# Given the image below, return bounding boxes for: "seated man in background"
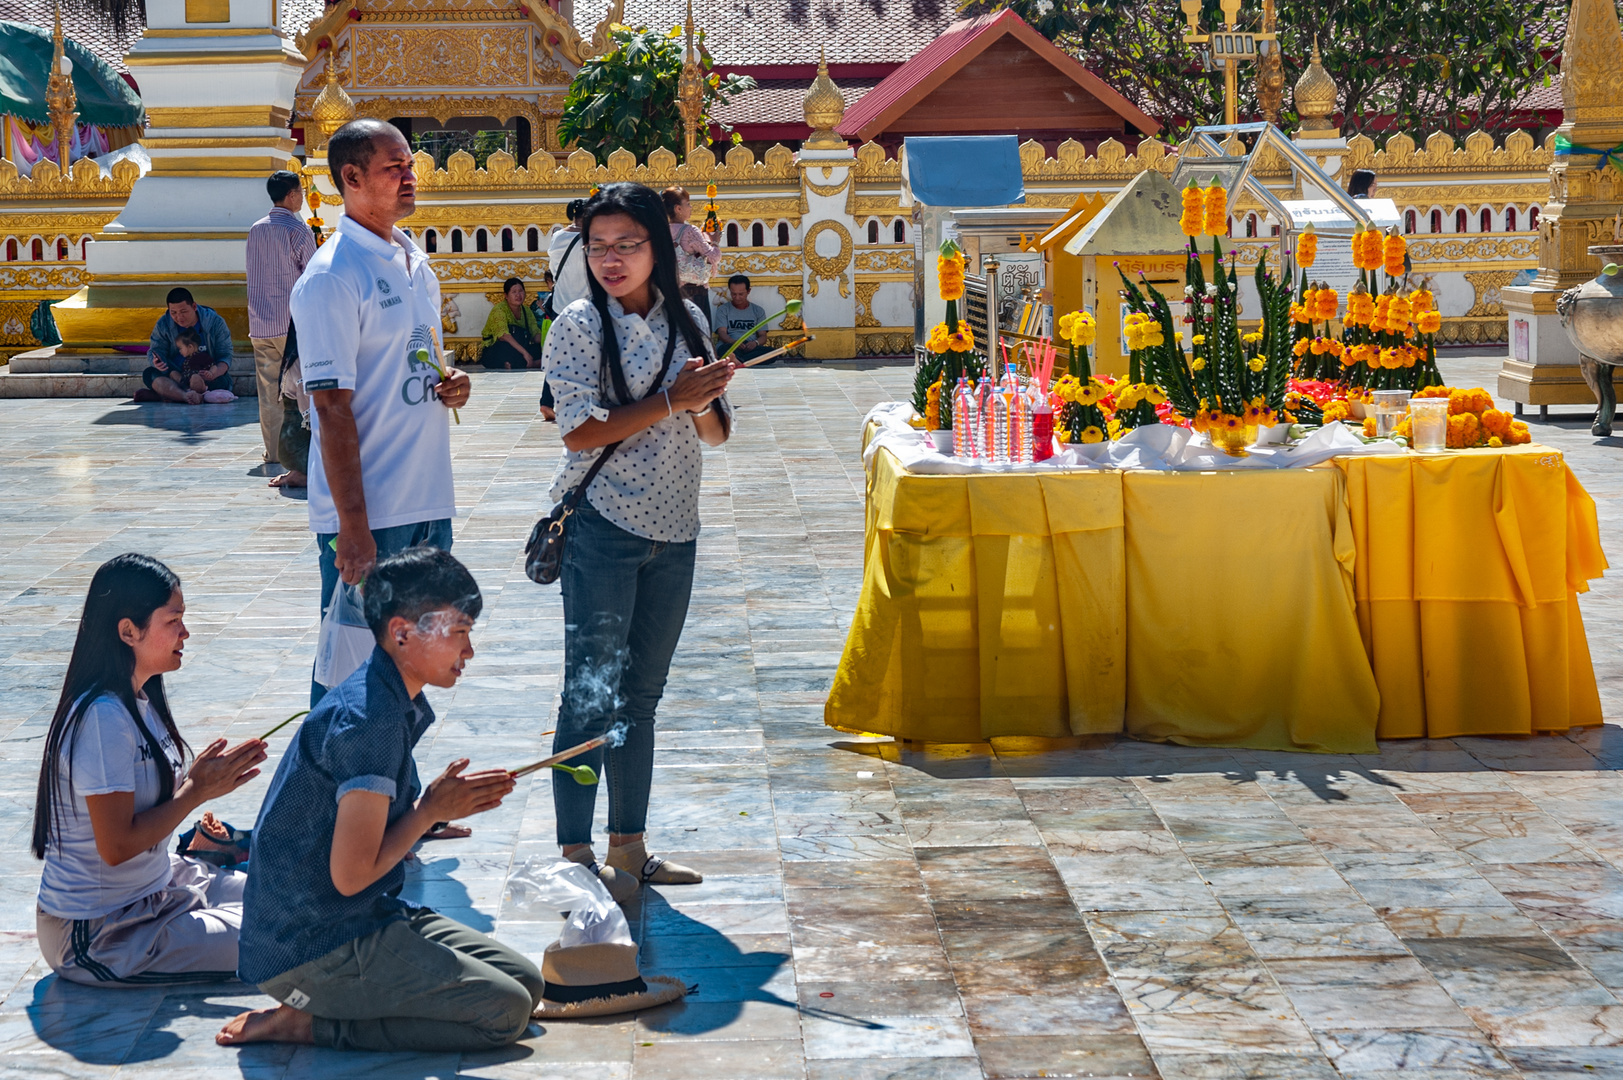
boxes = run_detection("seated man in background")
[141,288,235,404]
[712,274,770,363]
[218,547,540,1053]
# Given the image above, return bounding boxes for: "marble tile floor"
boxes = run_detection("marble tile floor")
[0,354,1616,1079]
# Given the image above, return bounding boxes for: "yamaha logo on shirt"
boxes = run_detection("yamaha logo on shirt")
[377,278,392,295]
[378,277,402,309]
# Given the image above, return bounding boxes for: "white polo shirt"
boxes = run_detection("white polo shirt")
[290,214,455,534]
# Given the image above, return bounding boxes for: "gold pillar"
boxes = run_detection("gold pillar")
[1255,0,1284,126]
[45,0,78,170]
[1499,0,1623,408]
[676,0,705,159]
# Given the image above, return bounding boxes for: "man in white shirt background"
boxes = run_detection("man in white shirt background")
[288,118,471,706]
[246,171,316,485]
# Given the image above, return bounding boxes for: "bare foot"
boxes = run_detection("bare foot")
[216,1004,314,1046]
[539,405,556,422]
[424,821,472,840]
[269,471,307,489]
[185,390,203,405]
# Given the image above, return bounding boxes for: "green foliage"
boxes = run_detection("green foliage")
[558,27,757,161]
[962,0,1560,142]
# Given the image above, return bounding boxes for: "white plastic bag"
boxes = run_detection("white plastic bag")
[313,581,373,689]
[505,857,633,948]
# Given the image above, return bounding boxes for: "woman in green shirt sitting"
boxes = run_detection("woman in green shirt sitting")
[480,278,545,370]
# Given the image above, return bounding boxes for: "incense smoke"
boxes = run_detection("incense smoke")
[413,599,479,640]
[562,614,628,718]
[603,721,628,749]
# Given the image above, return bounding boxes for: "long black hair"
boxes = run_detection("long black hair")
[32,554,190,860]
[578,182,711,404]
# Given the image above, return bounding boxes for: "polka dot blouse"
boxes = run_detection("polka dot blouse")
[543,290,732,543]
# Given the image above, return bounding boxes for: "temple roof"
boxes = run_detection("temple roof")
[0,18,145,126]
[837,10,1158,141]
[709,76,881,127]
[574,0,959,67]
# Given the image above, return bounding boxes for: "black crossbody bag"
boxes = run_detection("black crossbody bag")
[524,322,678,584]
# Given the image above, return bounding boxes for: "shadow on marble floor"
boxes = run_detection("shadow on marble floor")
[89,401,260,438]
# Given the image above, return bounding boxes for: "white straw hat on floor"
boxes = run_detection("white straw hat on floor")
[532,940,687,1019]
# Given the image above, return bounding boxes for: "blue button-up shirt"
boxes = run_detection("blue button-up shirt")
[237,647,433,985]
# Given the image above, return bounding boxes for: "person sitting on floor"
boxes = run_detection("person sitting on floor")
[174,329,233,400]
[479,277,545,370]
[218,547,541,1053]
[31,553,268,986]
[712,274,771,364]
[142,288,235,404]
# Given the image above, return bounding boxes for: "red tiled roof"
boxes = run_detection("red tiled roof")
[576,0,959,67]
[836,9,1158,141]
[0,0,143,74]
[709,76,880,127]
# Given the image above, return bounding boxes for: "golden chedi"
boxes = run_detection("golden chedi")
[1293,39,1339,139]
[802,50,846,151]
[309,52,356,154]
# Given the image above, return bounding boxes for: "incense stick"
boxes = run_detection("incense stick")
[509,732,616,779]
[739,336,813,368]
[259,710,309,741]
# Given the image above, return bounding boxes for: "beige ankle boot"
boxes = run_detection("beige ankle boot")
[607,838,703,885]
[564,845,639,903]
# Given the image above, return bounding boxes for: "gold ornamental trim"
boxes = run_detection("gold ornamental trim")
[0,211,120,232]
[802,220,852,299]
[429,255,553,284]
[126,49,300,65]
[144,27,276,36]
[1380,182,1548,207]
[854,248,912,274]
[1463,269,1519,317]
[854,281,880,327]
[92,271,248,282]
[1343,130,1551,177]
[1405,235,1539,265]
[147,106,294,128]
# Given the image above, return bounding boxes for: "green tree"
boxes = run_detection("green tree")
[966,0,1563,142]
[559,27,756,161]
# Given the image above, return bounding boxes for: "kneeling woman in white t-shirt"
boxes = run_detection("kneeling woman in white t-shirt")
[32,553,267,985]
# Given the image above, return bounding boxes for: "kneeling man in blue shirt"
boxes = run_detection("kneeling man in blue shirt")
[218,547,540,1051]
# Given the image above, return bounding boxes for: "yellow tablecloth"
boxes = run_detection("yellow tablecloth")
[826,443,1607,753]
[1339,447,1607,738]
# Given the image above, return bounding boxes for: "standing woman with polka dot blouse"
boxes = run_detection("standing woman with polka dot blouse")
[541,182,734,898]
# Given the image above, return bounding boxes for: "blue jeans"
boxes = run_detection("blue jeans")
[553,502,695,846]
[312,518,454,707]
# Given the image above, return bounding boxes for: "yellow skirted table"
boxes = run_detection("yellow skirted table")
[825,443,1607,753]
[1338,446,1607,739]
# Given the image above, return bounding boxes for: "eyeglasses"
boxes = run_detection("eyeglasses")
[585,239,650,260]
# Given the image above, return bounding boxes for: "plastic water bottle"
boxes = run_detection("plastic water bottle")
[1006,364,1032,464]
[952,378,976,458]
[991,381,1011,464]
[976,377,995,459]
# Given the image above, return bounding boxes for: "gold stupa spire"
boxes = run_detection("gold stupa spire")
[1292,38,1338,139]
[45,0,78,170]
[802,49,846,151]
[309,49,356,154]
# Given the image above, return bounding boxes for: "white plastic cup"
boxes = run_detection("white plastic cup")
[1372,389,1412,438]
[1410,398,1448,453]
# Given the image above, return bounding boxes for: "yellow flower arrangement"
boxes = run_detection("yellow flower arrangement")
[706,182,717,198]
[1191,356,1207,371]
[1106,417,1124,440]
[1322,399,1352,423]
[1292,302,1313,324]
[925,379,942,429]
[1345,285,1374,325]
[1382,228,1407,278]
[1295,223,1318,269]
[1363,416,1378,437]
[1292,339,1311,357]
[1248,356,1266,372]
[1203,179,1228,237]
[1352,225,1384,271]
[1080,425,1105,444]
[1313,286,1339,322]
[1409,288,1434,314]
[1417,309,1442,334]
[1122,311,1163,351]
[1243,331,1263,345]
[1179,181,1204,237]
[937,252,966,302]
[1058,309,1097,347]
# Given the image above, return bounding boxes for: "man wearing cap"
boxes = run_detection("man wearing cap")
[247,170,317,484]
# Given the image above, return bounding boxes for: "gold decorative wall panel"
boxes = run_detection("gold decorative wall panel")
[351,26,530,88]
[1464,270,1520,317]
[803,221,852,299]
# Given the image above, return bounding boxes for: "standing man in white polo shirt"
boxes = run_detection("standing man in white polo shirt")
[290,118,471,706]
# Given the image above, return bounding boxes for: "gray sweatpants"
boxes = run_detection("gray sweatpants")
[37,854,244,986]
[259,908,543,1052]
